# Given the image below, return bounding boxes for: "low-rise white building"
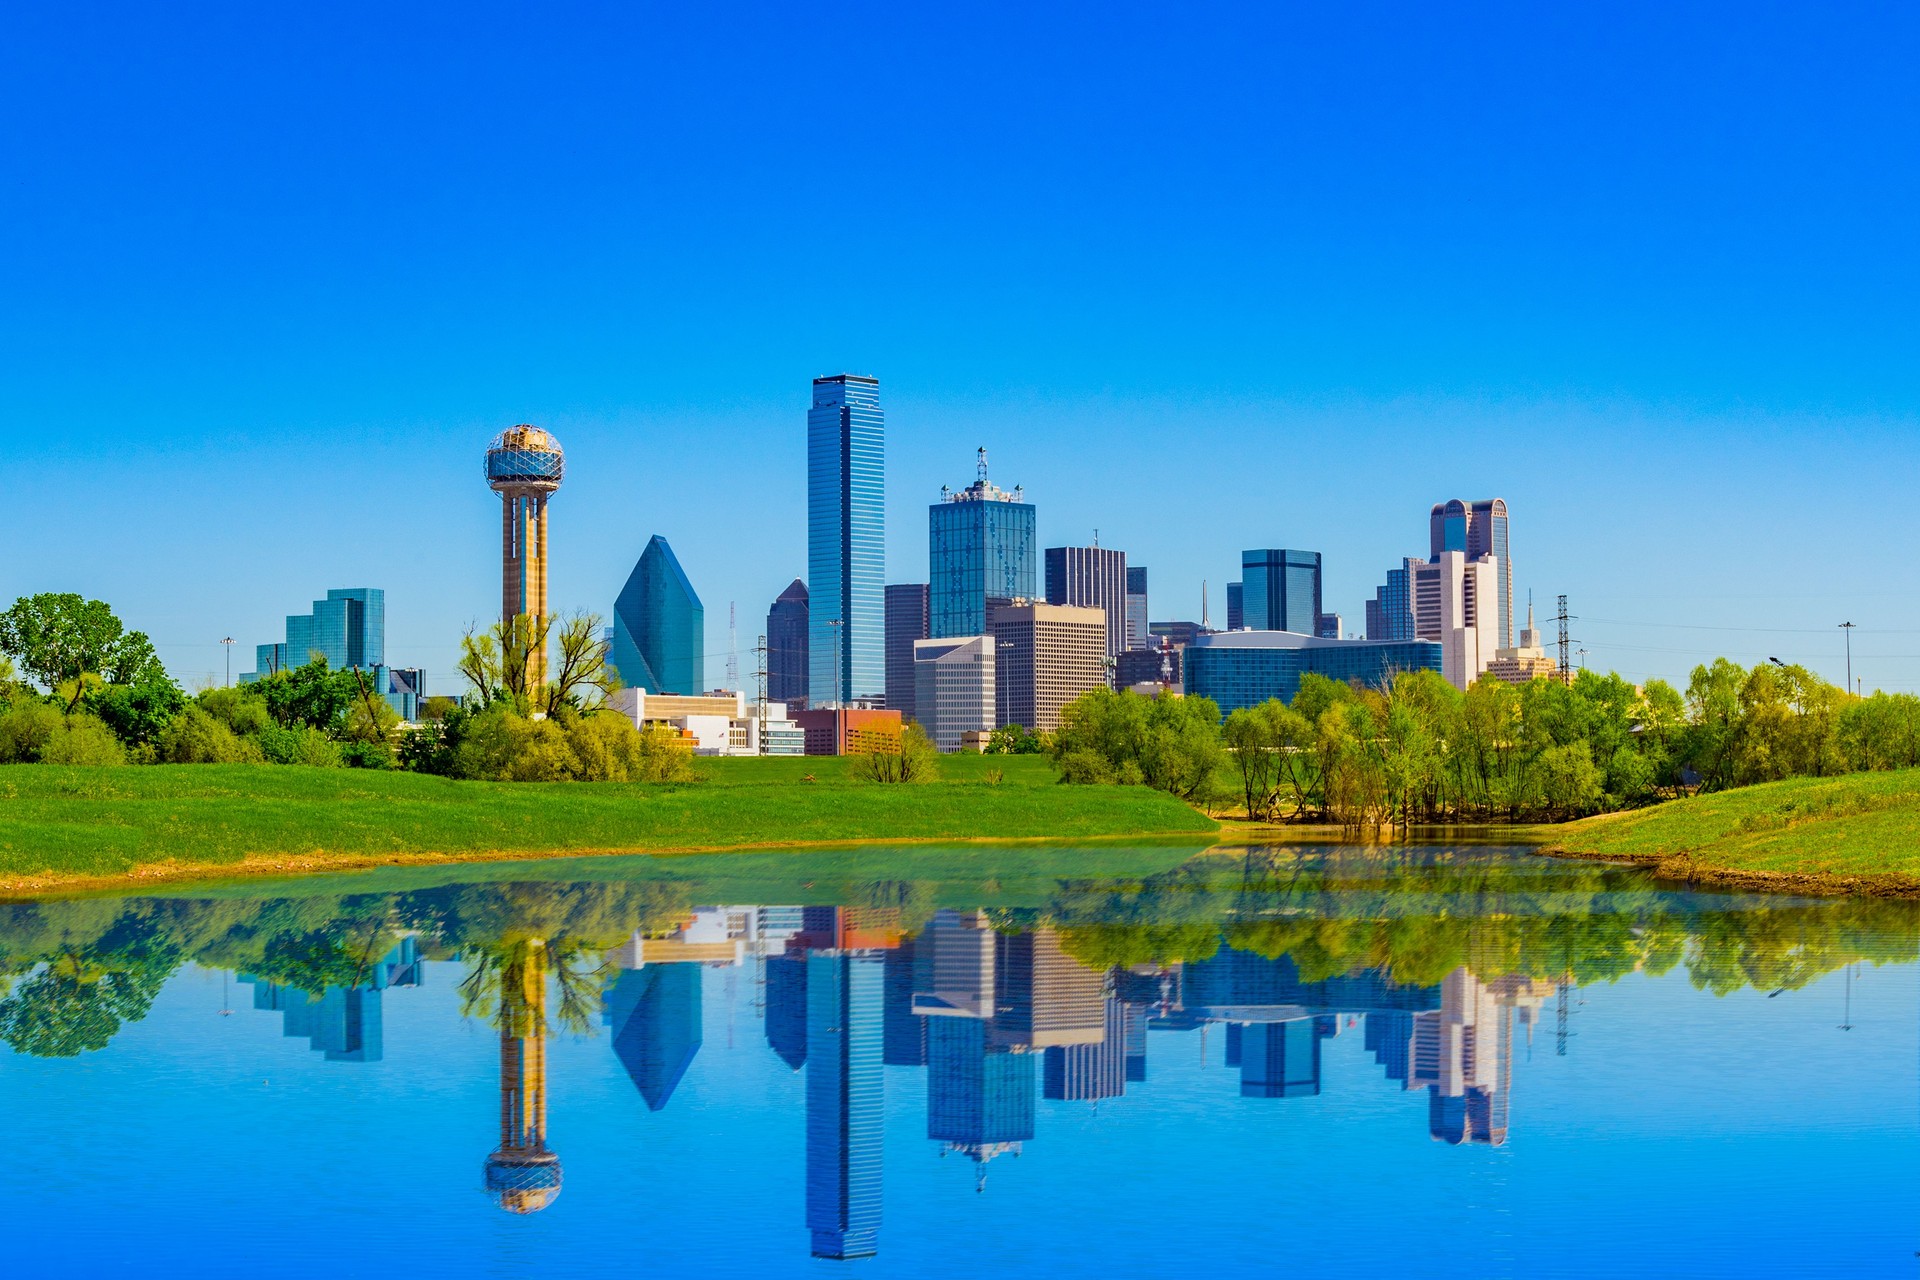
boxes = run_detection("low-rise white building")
[609,688,804,756]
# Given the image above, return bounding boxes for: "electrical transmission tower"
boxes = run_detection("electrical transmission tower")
[754,633,769,754]
[1553,593,1575,684]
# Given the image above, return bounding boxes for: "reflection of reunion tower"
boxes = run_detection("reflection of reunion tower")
[486,426,566,687]
[485,940,562,1213]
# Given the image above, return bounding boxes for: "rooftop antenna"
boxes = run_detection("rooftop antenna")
[1093,528,1099,549]
[977,446,988,486]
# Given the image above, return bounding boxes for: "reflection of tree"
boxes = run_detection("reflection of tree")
[0,941,179,1058]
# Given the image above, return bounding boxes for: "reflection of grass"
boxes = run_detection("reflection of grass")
[0,761,1216,889]
[1549,768,1920,887]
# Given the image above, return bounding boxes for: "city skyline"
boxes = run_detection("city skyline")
[9,7,1920,697]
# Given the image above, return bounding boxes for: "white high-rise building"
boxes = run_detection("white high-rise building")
[1412,551,1500,689]
[912,635,996,752]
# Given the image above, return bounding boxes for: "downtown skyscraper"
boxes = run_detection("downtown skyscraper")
[930,448,1035,639]
[808,375,885,705]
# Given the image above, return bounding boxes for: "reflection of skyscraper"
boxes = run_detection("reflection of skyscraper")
[1043,995,1126,1101]
[1238,1019,1321,1099]
[805,951,885,1260]
[606,963,703,1111]
[993,929,1106,1049]
[766,953,808,1071]
[1405,967,1549,1146]
[239,938,421,1063]
[927,1017,1035,1168]
[882,938,927,1067]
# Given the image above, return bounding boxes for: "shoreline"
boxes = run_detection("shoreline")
[0,826,1221,901]
[1534,841,1920,900]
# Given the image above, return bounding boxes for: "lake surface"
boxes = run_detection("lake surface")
[1,843,1914,1278]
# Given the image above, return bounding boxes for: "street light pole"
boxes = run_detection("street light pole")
[221,636,236,688]
[1839,621,1855,694]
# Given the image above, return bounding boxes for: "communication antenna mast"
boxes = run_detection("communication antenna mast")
[1201,580,1209,630]
[727,602,739,692]
[977,446,988,485]
[1554,594,1575,684]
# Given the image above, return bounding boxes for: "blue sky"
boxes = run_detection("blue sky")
[5,3,1918,694]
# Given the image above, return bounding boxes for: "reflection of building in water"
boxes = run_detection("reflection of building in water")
[485,940,563,1214]
[604,963,702,1112]
[806,949,886,1260]
[882,937,927,1067]
[992,928,1106,1049]
[1043,996,1127,1101]
[766,952,809,1070]
[1237,1019,1323,1099]
[1406,968,1551,1146]
[928,1016,1035,1170]
[239,937,422,1063]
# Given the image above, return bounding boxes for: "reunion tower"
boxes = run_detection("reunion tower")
[485,426,565,686]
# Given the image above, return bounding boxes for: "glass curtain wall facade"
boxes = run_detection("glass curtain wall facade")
[1124,566,1149,651]
[1044,545,1128,665]
[767,579,810,705]
[808,375,885,706]
[930,481,1035,639]
[1184,631,1443,713]
[1365,560,1420,641]
[612,535,705,695]
[1430,498,1511,647]
[1226,582,1244,632]
[1239,550,1322,635]
[252,588,384,676]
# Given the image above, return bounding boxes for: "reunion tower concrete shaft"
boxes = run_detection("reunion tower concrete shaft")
[485,426,565,687]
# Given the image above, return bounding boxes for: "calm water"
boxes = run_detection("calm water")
[1,843,1915,1278]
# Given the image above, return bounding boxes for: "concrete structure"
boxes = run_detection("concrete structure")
[1124,566,1149,651]
[610,687,800,755]
[1183,630,1444,712]
[912,636,995,752]
[1240,549,1322,635]
[1430,498,1512,647]
[767,579,809,707]
[930,448,1035,639]
[1485,597,1559,685]
[988,600,1107,732]
[884,583,930,721]
[808,375,885,707]
[1412,550,1501,688]
[612,535,704,695]
[792,706,904,756]
[1045,545,1129,666]
[486,425,565,687]
[1115,641,1180,691]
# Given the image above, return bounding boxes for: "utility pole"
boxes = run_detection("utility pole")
[221,636,236,687]
[1839,621,1855,694]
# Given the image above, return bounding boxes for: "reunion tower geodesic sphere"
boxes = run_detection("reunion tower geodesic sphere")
[486,426,565,685]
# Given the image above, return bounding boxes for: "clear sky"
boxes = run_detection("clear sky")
[6,3,1917,695]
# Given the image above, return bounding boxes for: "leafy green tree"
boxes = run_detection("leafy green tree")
[860,721,940,783]
[37,714,126,765]
[984,723,1044,754]
[251,657,355,733]
[1539,742,1603,817]
[157,706,264,763]
[85,677,186,751]
[0,594,168,696]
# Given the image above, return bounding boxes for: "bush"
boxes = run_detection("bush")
[157,706,264,764]
[198,686,273,738]
[38,714,127,765]
[258,725,343,768]
[0,701,63,762]
[441,706,694,782]
[858,722,939,783]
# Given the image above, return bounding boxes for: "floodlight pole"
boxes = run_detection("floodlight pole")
[1839,621,1855,694]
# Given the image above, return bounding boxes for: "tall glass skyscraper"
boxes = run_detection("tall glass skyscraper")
[611,535,705,694]
[1430,498,1511,647]
[929,448,1035,638]
[1239,549,1322,635]
[808,375,885,705]
[767,578,809,705]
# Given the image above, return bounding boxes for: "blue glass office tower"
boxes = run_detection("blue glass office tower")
[1185,631,1444,712]
[929,450,1035,639]
[805,951,884,1260]
[612,535,705,694]
[808,375,886,705]
[1239,550,1321,635]
[1430,498,1511,646]
[253,588,385,676]
[1365,558,1421,641]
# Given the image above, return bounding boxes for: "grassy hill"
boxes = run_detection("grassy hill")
[0,755,1217,893]
[1546,767,1920,895]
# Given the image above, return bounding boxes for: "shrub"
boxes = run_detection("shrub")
[0,701,63,762]
[258,726,343,768]
[38,714,127,765]
[858,722,939,783]
[157,706,263,764]
[198,686,273,737]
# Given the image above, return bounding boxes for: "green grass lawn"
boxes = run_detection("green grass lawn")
[1549,767,1920,882]
[0,757,1216,886]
